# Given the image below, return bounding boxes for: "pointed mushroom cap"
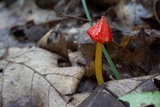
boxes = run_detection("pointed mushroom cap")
[87,16,112,44]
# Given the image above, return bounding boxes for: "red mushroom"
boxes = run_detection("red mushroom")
[87,16,112,44]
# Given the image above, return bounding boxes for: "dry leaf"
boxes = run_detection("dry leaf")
[105,74,160,96]
[106,28,160,77]
[38,30,69,60]
[0,47,85,107]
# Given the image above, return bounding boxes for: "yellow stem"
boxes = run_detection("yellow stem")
[95,42,104,85]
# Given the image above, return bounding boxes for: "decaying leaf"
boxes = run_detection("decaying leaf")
[106,27,160,77]
[130,28,157,73]
[38,29,69,60]
[0,47,85,107]
[106,41,135,78]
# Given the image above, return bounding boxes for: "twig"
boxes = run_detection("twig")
[58,12,95,22]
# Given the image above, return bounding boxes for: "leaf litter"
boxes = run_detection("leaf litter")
[0,0,160,107]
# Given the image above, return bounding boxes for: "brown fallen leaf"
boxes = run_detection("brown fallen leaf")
[131,28,154,73]
[79,44,96,61]
[38,29,69,60]
[106,41,135,78]
[106,27,160,77]
[127,28,158,74]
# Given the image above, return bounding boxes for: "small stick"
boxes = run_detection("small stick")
[58,12,95,22]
